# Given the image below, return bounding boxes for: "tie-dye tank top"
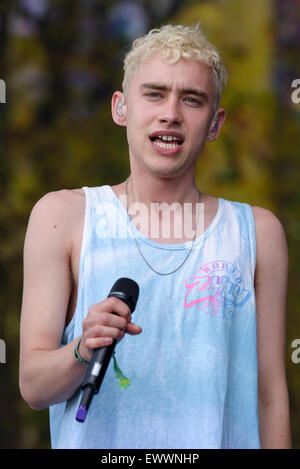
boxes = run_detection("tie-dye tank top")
[49,185,260,449]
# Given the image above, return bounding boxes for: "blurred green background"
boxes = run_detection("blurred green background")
[0,0,299,449]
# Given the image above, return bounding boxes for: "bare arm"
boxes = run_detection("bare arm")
[19,190,141,410]
[253,206,292,449]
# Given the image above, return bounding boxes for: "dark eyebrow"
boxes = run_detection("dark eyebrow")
[140,83,209,101]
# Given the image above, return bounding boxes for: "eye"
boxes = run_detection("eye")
[145,92,162,99]
[184,96,202,106]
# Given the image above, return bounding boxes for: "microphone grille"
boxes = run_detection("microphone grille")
[108,278,139,312]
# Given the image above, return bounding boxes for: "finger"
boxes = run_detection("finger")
[125,323,143,335]
[85,336,113,351]
[99,312,128,330]
[90,324,125,341]
[78,335,113,361]
[101,297,132,321]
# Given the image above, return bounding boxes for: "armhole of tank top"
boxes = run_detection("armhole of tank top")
[62,186,92,341]
[248,204,257,282]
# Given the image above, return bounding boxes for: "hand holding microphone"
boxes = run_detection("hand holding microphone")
[77,299,141,363]
[75,278,141,422]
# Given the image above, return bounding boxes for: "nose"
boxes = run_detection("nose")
[158,97,182,125]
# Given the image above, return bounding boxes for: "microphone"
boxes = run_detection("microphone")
[75,278,139,422]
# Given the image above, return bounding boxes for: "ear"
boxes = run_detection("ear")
[206,108,226,142]
[111,91,127,127]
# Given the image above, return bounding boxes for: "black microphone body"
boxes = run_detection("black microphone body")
[75,278,139,422]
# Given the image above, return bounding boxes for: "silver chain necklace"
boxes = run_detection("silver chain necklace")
[125,178,202,276]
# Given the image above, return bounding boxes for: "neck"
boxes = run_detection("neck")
[126,172,201,206]
[124,174,203,245]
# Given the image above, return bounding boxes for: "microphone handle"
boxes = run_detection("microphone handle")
[81,339,118,394]
[75,277,139,422]
[75,340,117,422]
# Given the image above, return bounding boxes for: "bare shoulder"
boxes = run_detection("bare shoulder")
[26,188,85,253]
[31,188,84,215]
[251,205,288,274]
[30,188,85,224]
[251,205,287,242]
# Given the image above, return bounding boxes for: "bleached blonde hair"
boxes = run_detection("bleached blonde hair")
[122,23,228,107]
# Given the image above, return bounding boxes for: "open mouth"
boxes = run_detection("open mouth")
[149,133,184,151]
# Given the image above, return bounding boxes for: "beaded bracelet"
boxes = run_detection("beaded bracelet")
[74,336,89,366]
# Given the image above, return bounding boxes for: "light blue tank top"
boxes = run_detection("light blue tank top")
[50,185,260,449]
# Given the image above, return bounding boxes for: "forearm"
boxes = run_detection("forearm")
[19,337,87,410]
[259,396,292,449]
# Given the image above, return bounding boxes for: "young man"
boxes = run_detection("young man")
[19,24,291,449]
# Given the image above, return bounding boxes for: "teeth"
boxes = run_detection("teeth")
[153,140,178,149]
[159,135,180,142]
